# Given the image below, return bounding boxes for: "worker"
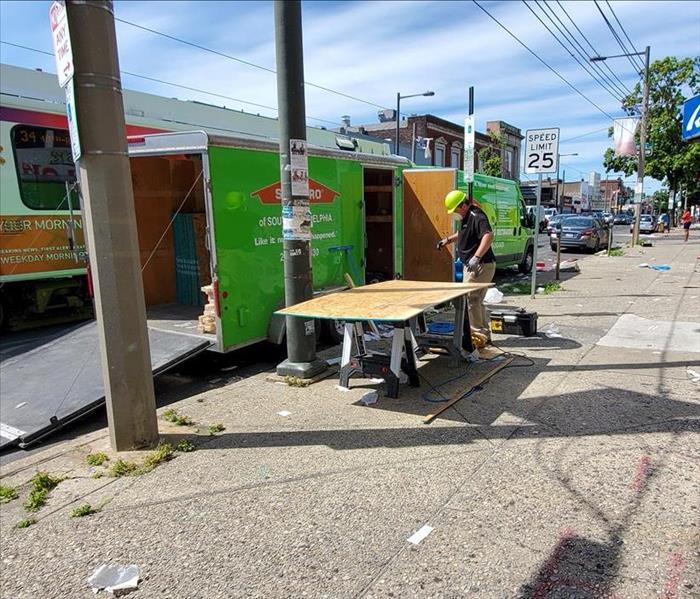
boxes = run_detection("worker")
[437,190,496,341]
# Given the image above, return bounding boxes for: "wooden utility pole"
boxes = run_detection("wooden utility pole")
[65,0,159,450]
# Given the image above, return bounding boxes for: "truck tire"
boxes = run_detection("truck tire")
[519,246,534,274]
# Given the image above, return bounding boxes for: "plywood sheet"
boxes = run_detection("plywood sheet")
[403,169,458,282]
[276,279,491,322]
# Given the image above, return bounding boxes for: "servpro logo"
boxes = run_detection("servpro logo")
[251,179,340,204]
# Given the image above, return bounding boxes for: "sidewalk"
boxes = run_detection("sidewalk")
[1,232,698,598]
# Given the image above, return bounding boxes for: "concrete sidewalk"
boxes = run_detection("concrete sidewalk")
[1,233,698,598]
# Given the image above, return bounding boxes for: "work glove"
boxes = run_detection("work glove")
[436,238,448,250]
[466,255,482,274]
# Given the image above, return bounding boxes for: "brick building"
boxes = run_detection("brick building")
[343,113,523,181]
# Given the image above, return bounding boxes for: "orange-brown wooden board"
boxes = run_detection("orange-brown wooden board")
[403,169,457,282]
[277,279,492,322]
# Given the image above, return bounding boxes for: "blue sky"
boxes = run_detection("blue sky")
[1,0,698,192]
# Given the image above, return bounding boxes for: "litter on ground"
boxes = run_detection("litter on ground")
[360,391,378,406]
[335,385,350,392]
[87,564,140,594]
[542,324,562,338]
[407,524,434,545]
[277,410,292,417]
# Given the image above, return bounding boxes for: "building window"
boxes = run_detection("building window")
[11,125,77,210]
[450,148,460,168]
[505,148,513,177]
[434,138,446,167]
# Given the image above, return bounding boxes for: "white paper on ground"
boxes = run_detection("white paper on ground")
[360,391,378,406]
[687,368,700,383]
[542,324,562,338]
[87,564,140,593]
[277,410,292,417]
[407,524,434,545]
[597,314,700,353]
[335,385,350,392]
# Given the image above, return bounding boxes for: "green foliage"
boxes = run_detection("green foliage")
[142,443,174,471]
[86,452,108,467]
[16,517,36,529]
[24,488,49,512]
[30,471,62,492]
[208,423,226,435]
[542,281,562,295]
[176,439,196,453]
[603,56,700,196]
[109,459,139,478]
[71,503,98,518]
[0,484,18,503]
[284,375,310,388]
[23,471,64,511]
[608,247,625,257]
[163,409,194,426]
[478,131,505,177]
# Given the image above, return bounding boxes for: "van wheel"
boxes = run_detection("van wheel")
[519,246,534,274]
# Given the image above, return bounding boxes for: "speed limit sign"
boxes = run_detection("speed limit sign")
[524,127,560,174]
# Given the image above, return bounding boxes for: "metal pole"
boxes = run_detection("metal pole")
[395,92,401,156]
[561,169,565,212]
[530,173,542,298]
[66,0,158,451]
[411,122,416,163]
[632,45,650,246]
[556,155,561,212]
[468,87,474,204]
[555,227,561,280]
[274,0,325,378]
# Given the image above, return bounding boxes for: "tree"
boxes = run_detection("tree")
[603,56,700,203]
[478,131,504,177]
[651,188,669,213]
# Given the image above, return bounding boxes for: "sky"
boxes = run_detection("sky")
[1,0,698,193]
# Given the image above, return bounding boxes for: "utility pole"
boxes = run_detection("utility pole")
[274,0,325,378]
[65,0,158,450]
[411,122,417,163]
[632,46,651,246]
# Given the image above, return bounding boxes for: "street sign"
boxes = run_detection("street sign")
[524,127,560,174]
[49,1,74,88]
[682,94,700,142]
[65,80,81,162]
[464,115,475,183]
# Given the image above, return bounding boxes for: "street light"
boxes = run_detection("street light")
[395,91,435,155]
[590,46,650,246]
[556,152,578,212]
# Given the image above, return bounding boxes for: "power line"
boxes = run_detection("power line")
[561,126,610,143]
[605,0,644,70]
[540,0,631,99]
[593,1,643,73]
[554,0,633,96]
[0,41,343,128]
[523,0,625,103]
[114,17,388,111]
[472,0,617,121]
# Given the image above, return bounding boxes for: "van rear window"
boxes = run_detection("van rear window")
[11,125,77,210]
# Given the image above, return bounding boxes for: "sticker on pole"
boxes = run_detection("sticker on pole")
[464,115,475,183]
[524,128,559,174]
[49,1,74,88]
[290,139,309,197]
[282,202,311,241]
[65,79,81,162]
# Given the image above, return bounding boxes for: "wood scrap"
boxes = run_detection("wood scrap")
[198,284,217,334]
[423,357,514,424]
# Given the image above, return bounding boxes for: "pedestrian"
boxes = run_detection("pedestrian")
[681,209,692,242]
[660,211,670,234]
[437,190,496,342]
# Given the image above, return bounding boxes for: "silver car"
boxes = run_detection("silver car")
[631,214,656,234]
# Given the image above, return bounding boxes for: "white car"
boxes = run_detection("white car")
[544,207,558,224]
[631,215,656,234]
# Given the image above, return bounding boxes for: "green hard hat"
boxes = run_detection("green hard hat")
[444,190,466,213]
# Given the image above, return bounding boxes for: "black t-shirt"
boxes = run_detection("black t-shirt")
[457,207,496,263]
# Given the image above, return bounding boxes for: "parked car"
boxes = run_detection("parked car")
[551,215,609,252]
[602,212,614,225]
[613,213,628,224]
[631,214,656,235]
[546,213,565,235]
[544,207,558,224]
[526,204,547,232]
